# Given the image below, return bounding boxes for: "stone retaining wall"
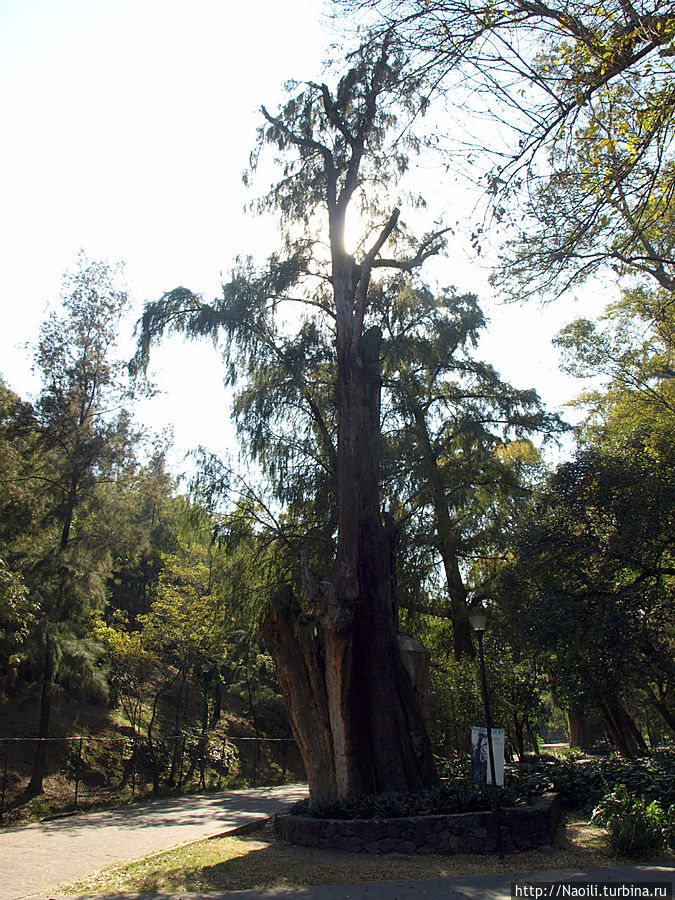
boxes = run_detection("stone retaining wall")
[274,792,560,854]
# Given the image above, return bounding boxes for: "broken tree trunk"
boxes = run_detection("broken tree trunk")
[264,325,437,807]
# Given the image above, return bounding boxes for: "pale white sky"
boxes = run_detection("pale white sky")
[0,0,606,469]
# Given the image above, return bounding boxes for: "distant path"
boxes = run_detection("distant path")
[0,783,307,900]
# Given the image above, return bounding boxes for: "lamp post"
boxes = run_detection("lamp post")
[469,608,504,858]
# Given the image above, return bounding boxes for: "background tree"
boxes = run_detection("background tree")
[0,381,42,697]
[550,283,675,747]
[498,448,675,756]
[138,541,232,732]
[18,255,138,793]
[378,278,564,656]
[555,283,675,460]
[94,612,155,736]
[0,556,35,700]
[220,272,561,662]
[106,443,183,623]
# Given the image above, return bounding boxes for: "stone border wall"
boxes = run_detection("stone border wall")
[274,792,560,854]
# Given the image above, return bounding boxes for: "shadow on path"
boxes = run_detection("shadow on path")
[0,783,308,900]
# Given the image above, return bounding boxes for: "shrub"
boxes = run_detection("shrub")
[592,787,666,858]
[435,756,470,781]
[664,804,675,852]
[306,777,543,820]
[515,755,606,809]
[510,751,675,811]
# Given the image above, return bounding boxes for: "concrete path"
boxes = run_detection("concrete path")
[0,783,308,900]
[52,864,675,900]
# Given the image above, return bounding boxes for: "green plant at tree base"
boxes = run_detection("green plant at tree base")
[301,776,544,821]
[592,786,668,858]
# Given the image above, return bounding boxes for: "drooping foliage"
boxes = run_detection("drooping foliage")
[377,278,565,655]
[131,37,478,803]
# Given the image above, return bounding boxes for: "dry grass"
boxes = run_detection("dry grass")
[59,815,675,896]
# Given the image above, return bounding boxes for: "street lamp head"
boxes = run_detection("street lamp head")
[469,609,488,633]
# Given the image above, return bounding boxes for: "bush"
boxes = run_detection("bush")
[663,804,675,852]
[435,756,471,781]
[599,755,675,809]
[592,787,667,858]
[306,777,543,820]
[510,751,675,811]
[514,755,606,809]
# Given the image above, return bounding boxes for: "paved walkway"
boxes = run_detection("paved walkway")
[53,865,675,900]
[0,784,308,900]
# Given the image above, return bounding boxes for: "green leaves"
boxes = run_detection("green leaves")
[0,555,37,696]
[346,0,675,298]
[555,284,675,459]
[592,786,670,857]
[308,776,538,820]
[501,447,675,727]
[138,540,231,674]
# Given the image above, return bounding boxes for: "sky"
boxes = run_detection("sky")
[0,0,609,470]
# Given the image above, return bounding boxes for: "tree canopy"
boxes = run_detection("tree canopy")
[338,0,675,299]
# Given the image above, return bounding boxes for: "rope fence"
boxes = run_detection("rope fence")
[0,732,303,825]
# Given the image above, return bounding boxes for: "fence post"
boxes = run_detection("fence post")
[178,733,185,789]
[0,741,7,824]
[281,739,288,780]
[131,738,136,799]
[253,738,260,784]
[73,736,83,809]
[221,737,227,786]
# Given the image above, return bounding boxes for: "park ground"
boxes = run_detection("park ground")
[58,808,675,896]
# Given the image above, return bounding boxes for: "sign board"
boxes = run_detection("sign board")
[470,725,504,786]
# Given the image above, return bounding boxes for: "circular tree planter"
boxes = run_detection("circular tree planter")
[275,792,560,854]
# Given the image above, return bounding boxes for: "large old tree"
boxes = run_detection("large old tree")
[133,40,453,804]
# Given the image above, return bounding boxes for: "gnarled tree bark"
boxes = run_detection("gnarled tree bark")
[264,325,437,805]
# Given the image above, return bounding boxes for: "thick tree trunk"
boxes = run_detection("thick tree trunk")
[263,599,337,807]
[265,323,437,806]
[600,698,648,758]
[568,705,591,750]
[265,587,437,805]
[333,323,436,800]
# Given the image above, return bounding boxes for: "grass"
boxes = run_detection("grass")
[60,815,675,895]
